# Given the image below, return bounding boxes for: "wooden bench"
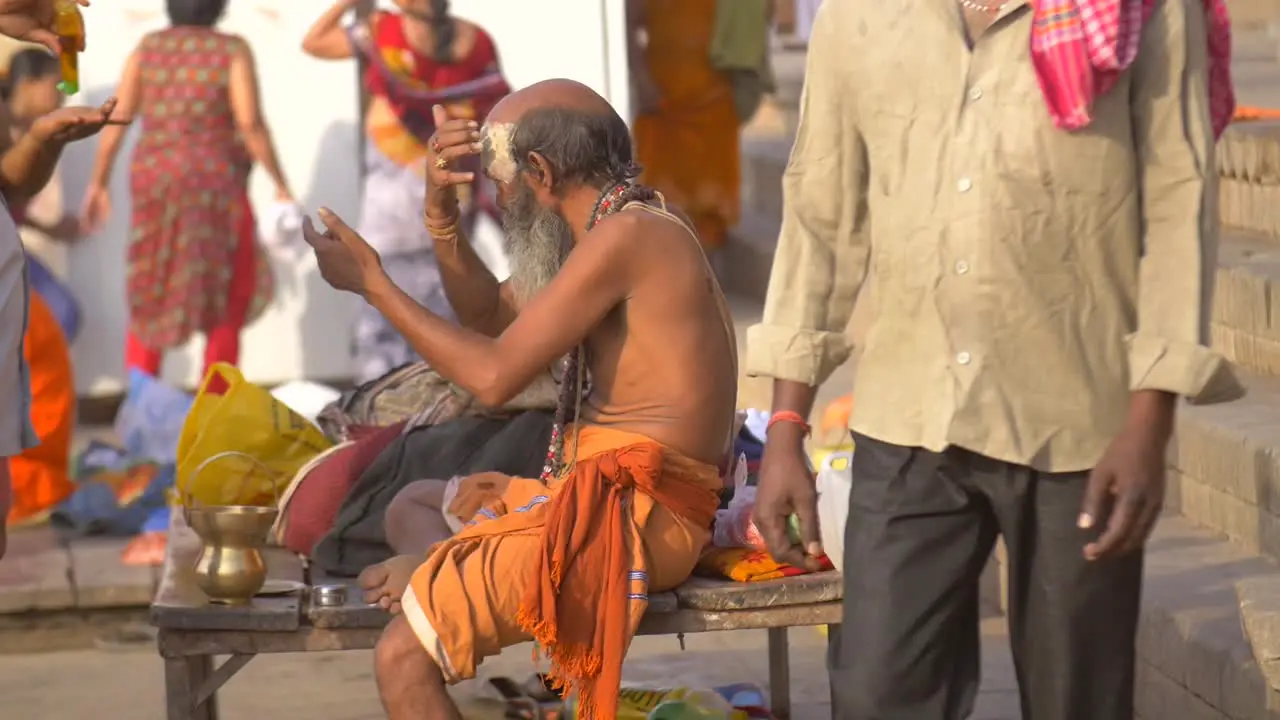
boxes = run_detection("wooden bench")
[151,510,842,720]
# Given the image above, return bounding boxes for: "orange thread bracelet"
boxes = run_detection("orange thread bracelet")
[766,410,811,435]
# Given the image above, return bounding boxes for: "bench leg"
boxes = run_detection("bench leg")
[827,623,842,716]
[165,655,218,720]
[767,627,791,719]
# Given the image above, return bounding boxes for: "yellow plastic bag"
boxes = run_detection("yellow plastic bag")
[176,363,333,507]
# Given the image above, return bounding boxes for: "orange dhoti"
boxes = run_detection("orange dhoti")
[400,425,721,719]
[8,291,74,525]
[632,0,741,252]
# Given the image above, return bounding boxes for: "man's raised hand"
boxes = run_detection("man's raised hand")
[302,207,386,300]
[424,104,481,222]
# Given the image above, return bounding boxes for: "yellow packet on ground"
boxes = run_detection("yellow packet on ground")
[566,686,745,719]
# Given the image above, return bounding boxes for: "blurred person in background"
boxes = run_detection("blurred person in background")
[79,0,293,385]
[302,0,509,384]
[0,0,118,560]
[628,0,772,273]
[5,48,82,338]
[1,47,79,528]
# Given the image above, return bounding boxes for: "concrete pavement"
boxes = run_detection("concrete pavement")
[0,618,1023,719]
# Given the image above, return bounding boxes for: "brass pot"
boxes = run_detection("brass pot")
[187,504,279,605]
[181,451,283,605]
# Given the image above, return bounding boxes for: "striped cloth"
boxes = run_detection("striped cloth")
[1030,0,1234,138]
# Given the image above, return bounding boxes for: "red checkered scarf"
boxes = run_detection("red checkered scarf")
[1030,0,1234,138]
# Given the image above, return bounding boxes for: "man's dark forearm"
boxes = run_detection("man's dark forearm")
[768,379,820,446]
[1127,389,1176,442]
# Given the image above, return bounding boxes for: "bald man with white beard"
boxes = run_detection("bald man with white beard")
[301,79,738,719]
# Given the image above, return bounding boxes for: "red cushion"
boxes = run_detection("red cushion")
[278,420,406,556]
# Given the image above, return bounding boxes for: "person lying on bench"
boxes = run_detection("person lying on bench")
[301,79,738,720]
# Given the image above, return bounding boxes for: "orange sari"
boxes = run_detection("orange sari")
[8,291,74,525]
[632,0,741,251]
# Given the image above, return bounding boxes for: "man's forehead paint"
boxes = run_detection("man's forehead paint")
[481,122,517,183]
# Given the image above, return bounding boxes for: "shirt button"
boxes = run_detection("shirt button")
[968,86,983,101]
[956,177,973,193]
[956,351,972,365]
[955,260,970,275]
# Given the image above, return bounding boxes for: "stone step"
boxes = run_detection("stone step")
[1220,124,1280,184]
[1214,124,1280,239]
[1169,366,1280,563]
[1214,230,1280,376]
[1137,514,1280,717]
[1228,0,1280,33]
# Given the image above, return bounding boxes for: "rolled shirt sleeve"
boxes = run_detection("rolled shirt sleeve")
[744,2,870,387]
[1126,0,1243,404]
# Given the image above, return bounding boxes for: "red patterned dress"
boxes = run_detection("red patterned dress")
[126,28,273,360]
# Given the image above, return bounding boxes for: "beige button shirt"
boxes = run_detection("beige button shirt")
[745,0,1244,472]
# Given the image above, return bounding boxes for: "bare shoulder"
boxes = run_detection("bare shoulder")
[590,205,697,260]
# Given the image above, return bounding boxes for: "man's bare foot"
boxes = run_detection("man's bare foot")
[358,554,422,614]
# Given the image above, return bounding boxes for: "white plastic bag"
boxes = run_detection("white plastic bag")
[712,452,759,548]
[257,201,306,260]
[815,450,852,573]
[269,380,342,424]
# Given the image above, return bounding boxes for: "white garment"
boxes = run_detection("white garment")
[795,0,824,41]
[358,140,432,257]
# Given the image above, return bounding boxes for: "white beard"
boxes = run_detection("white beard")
[501,185,573,304]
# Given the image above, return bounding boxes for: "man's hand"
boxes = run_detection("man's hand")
[30,98,121,146]
[1080,391,1175,561]
[301,207,387,299]
[0,0,88,54]
[424,104,479,223]
[755,421,824,571]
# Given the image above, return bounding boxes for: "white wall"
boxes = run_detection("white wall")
[62,0,630,396]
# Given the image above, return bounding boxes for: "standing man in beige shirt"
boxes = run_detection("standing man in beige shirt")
[747,1,1241,718]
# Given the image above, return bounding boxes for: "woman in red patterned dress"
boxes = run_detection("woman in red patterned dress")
[79,0,292,381]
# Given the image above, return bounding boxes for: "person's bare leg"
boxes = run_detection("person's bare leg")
[385,479,454,554]
[375,614,462,720]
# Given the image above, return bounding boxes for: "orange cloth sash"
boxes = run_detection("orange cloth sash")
[414,425,720,720]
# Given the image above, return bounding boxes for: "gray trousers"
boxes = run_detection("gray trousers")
[829,434,1143,720]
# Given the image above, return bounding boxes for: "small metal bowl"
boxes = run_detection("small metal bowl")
[312,584,349,607]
